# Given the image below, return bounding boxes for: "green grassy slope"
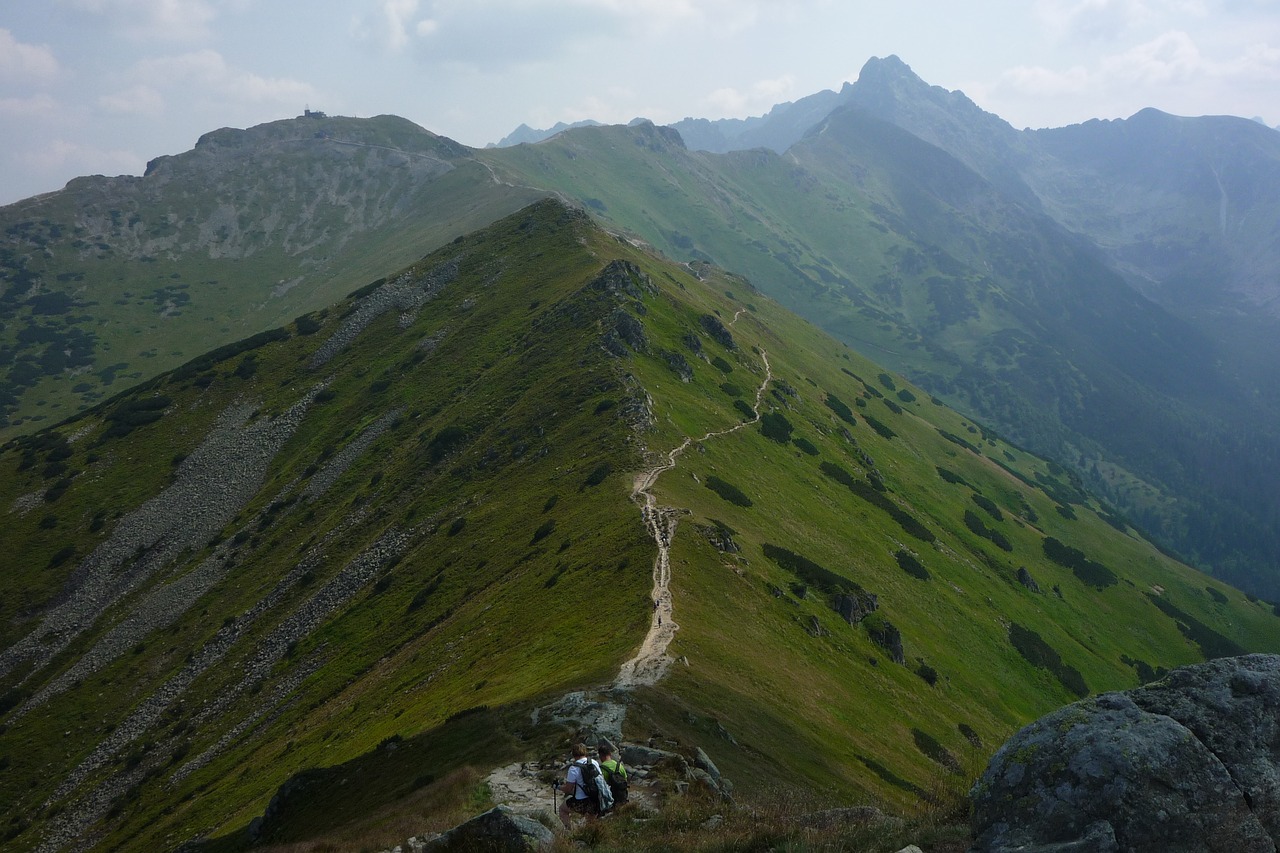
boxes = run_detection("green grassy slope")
[0,114,542,439]
[481,119,1280,598]
[1,200,1276,851]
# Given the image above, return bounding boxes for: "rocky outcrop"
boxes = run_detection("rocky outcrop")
[699,313,737,350]
[1016,566,1041,593]
[971,654,1280,852]
[659,349,694,381]
[589,259,656,300]
[834,590,878,624]
[416,806,553,852]
[603,309,648,356]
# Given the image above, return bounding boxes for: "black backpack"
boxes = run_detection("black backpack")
[576,759,614,813]
[602,760,629,805]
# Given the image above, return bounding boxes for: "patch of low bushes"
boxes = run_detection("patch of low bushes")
[964,510,1012,552]
[1042,537,1116,589]
[706,475,752,507]
[895,549,930,581]
[820,461,934,543]
[1008,622,1088,698]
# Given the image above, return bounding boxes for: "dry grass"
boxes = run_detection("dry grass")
[547,784,970,853]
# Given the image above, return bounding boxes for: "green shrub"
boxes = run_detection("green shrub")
[732,400,755,421]
[1042,537,1116,588]
[820,461,934,543]
[878,373,896,391]
[711,356,733,374]
[530,519,556,544]
[937,429,979,453]
[761,543,856,594]
[792,436,819,456]
[426,425,467,463]
[1009,622,1088,698]
[582,462,612,489]
[971,494,1003,521]
[895,550,930,581]
[936,467,969,487]
[824,393,857,425]
[706,475,752,507]
[963,510,1012,552]
[863,415,896,440]
[719,382,743,397]
[911,728,959,773]
[897,389,916,403]
[1145,593,1246,659]
[759,412,793,444]
[1206,586,1228,604]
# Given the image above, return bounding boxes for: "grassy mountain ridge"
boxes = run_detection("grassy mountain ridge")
[0,113,540,438]
[479,114,1280,596]
[2,199,1276,850]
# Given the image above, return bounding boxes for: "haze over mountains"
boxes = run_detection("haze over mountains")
[6,52,1280,850]
[5,198,1278,852]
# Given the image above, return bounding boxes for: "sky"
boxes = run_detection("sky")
[1,0,1278,205]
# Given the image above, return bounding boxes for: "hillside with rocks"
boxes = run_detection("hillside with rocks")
[0,112,539,438]
[2,199,1277,851]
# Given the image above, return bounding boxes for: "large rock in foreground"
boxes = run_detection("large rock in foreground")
[971,654,1280,852]
[419,806,553,852]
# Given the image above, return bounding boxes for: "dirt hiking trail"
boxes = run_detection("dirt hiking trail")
[615,349,772,690]
[489,345,771,820]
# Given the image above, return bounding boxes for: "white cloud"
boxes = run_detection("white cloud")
[60,0,217,41]
[705,75,796,116]
[1034,0,1213,41]
[0,93,59,117]
[999,64,1092,96]
[0,29,60,83]
[98,84,165,115]
[131,49,317,104]
[17,138,143,179]
[353,0,814,68]
[383,0,419,51]
[1101,30,1204,83]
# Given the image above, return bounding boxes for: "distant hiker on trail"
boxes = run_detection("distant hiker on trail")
[559,742,609,827]
[599,743,629,806]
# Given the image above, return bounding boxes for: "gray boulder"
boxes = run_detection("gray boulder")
[419,805,553,852]
[971,654,1280,852]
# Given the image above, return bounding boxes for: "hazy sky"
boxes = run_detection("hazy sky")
[2,0,1278,205]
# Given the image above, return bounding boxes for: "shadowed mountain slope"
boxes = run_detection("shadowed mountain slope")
[2,199,1277,851]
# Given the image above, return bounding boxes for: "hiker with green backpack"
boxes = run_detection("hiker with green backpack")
[599,743,629,806]
[558,742,613,828]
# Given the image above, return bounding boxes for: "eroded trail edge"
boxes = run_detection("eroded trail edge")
[615,350,772,690]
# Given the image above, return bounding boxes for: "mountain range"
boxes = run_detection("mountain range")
[5,53,1280,849]
[4,198,1277,851]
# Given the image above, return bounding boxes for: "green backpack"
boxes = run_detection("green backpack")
[601,758,629,805]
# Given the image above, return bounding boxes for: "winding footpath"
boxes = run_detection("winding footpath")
[614,349,772,690]
[488,348,773,820]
